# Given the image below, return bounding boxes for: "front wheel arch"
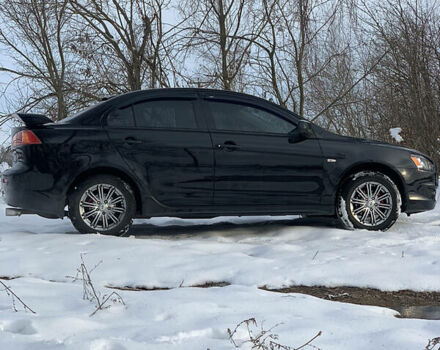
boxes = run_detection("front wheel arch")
[336,163,406,212]
[337,171,402,230]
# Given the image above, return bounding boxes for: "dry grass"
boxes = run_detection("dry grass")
[228,318,322,350]
[67,254,125,317]
[0,279,36,314]
[425,338,440,350]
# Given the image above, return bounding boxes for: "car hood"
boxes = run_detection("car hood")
[356,138,421,154]
[315,127,424,156]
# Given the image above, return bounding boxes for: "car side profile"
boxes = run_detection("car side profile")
[3,88,438,235]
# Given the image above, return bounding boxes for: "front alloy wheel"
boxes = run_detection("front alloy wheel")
[69,175,135,235]
[349,181,393,227]
[338,172,400,231]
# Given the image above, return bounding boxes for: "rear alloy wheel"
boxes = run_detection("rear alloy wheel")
[69,175,135,235]
[337,172,400,231]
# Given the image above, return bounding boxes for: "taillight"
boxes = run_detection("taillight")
[12,130,42,147]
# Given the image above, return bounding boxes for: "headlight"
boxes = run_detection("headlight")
[411,155,434,171]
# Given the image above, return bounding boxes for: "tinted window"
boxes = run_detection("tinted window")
[107,105,135,127]
[207,101,294,134]
[133,99,197,129]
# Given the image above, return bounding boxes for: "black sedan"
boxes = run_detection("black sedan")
[3,89,437,235]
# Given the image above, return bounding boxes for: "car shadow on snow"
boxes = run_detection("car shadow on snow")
[128,215,341,239]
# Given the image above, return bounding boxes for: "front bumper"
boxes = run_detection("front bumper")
[2,163,65,218]
[398,167,438,214]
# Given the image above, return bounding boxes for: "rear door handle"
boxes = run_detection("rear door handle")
[215,141,238,151]
[124,137,143,145]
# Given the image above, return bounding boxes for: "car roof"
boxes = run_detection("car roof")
[106,88,300,118]
[105,88,262,101]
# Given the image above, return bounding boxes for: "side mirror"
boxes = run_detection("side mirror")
[288,120,315,143]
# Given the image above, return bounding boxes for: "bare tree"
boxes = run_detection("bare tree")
[0,0,72,120]
[69,0,178,98]
[0,0,438,170]
[307,21,389,137]
[360,0,440,164]
[245,0,345,117]
[179,0,264,91]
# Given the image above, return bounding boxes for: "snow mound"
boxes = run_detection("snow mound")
[390,127,403,142]
[90,339,126,350]
[157,328,214,344]
[0,194,439,349]
[1,319,37,335]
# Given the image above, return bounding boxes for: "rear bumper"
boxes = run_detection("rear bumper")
[2,163,65,218]
[399,167,438,214]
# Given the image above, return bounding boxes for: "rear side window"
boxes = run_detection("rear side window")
[207,100,294,134]
[107,105,135,127]
[133,99,198,129]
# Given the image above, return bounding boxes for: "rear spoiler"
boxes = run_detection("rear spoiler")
[12,113,52,127]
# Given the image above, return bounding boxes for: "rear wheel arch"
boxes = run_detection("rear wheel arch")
[337,163,407,212]
[66,167,142,215]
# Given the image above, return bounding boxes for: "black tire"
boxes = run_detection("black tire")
[68,175,136,235]
[337,171,401,231]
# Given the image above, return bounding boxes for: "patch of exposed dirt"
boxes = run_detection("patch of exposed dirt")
[106,285,171,291]
[106,281,230,291]
[191,281,230,288]
[3,273,439,319]
[0,276,20,280]
[260,285,440,310]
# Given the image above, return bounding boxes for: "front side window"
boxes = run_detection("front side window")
[133,99,198,129]
[207,101,294,134]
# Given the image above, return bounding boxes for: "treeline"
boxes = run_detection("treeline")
[0,0,439,165]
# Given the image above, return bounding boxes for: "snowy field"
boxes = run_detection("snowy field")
[1,194,440,349]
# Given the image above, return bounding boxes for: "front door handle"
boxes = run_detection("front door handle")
[124,137,143,145]
[223,140,238,151]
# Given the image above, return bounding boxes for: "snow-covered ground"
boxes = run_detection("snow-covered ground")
[1,194,439,349]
